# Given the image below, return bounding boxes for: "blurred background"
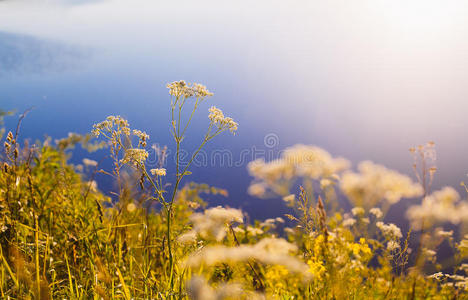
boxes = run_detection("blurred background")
[1,0,468,220]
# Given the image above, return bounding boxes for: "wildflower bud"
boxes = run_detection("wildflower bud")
[3,162,9,173]
[6,131,13,142]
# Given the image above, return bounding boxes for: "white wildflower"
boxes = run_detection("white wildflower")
[407,187,468,228]
[177,231,197,244]
[87,180,98,192]
[341,161,423,208]
[376,222,402,239]
[182,206,243,241]
[248,183,267,197]
[186,276,245,300]
[185,238,310,275]
[93,115,130,137]
[423,248,436,258]
[208,106,238,134]
[370,207,383,218]
[387,240,400,252]
[150,168,167,177]
[282,194,295,204]
[320,178,334,189]
[351,207,365,216]
[247,226,264,236]
[343,218,356,227]
[428,272,444,280]
[82,158,98,167]
[133,129,149,147]
[121,148,149,166]
[282,145,350,180]
[436,229,453,238]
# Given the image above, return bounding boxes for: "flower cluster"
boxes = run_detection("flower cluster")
[167,80,214,99]
[247,145,349,198]
[132,129,149,147]
[83,158,98,167]
[186,276,249,300]
[282,145,350,179]
[178,206,243,242]
[208,106,238,134]
[120,148,149,166]
[386,240,400,252]
[340,161,423,208]
[150,168,166,177]
[369,207,383,218]
[406,186,468,228]
[376,221,403,239]
[92,115,130,137]
[185,238,310,275]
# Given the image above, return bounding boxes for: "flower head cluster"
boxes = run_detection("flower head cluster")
[427,272,468,290]
[247,145,349,197]
[186,276,247,300]
[208,106,238,134]
[83,158,98,167]
[376,221,402,239]
[193,83,213,98]
[406,186,468,228]
[150,168,166,177]
[351,207,365,216]
[369,207,383,218]
[132,129,149,147]
[282,145,350,179]
[436,229,453,239]
[178,206,243,242]
[92,115,130,137]
[340,161,423,208]
[386,240,400,252]
[167,80,214,99]
[121,148,149,166]
[185,238,310,276]
[342,217,356,227]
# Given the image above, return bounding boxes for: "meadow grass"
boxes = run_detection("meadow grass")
[0,81,467,299]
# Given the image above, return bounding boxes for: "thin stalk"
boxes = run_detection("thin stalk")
[34,216,40,297]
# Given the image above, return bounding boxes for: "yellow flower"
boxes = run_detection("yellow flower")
[307,259,326,278]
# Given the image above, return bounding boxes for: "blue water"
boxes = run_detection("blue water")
[2,0,468,221]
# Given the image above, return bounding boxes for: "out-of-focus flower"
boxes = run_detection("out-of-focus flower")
[376,222,402,239]
[185,238,310,276]
[341,161,423,208]
[343,218,356,227]
[178,206,243,242]
[83,158,98,167]
[351,207,365,216]
[370,207,383,219]
[387,240,400,252]
[248,145,349,198]
[407,186,468,228]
